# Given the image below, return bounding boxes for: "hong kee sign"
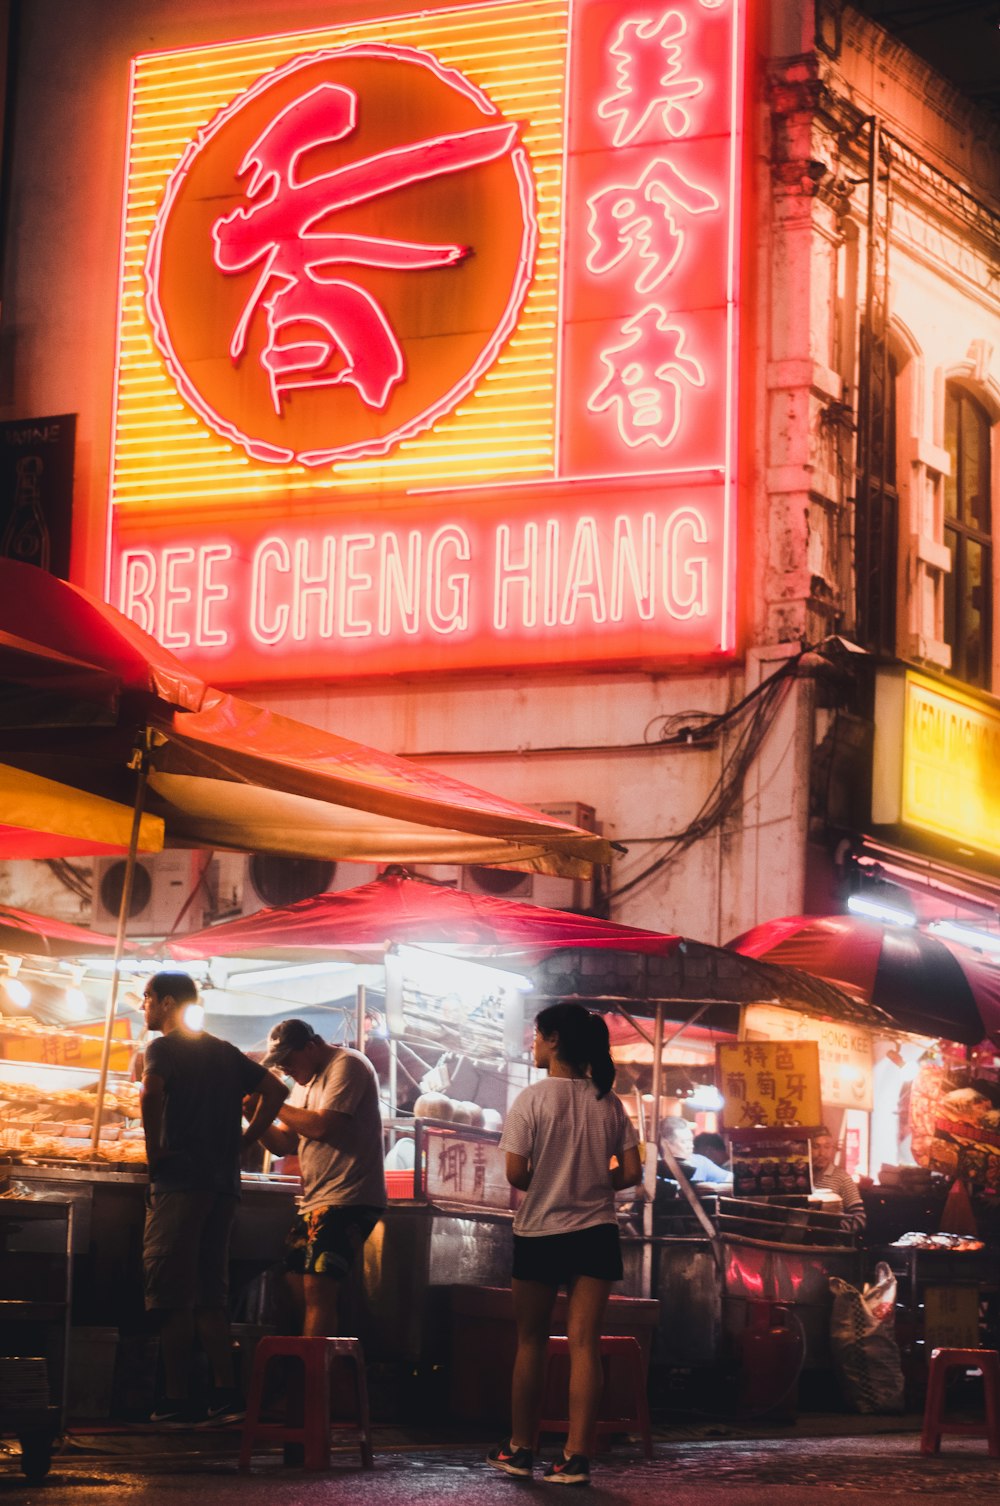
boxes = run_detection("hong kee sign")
[109,0,746,681]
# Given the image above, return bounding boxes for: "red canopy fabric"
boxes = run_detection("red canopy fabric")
[0,904,117,957]
[168,871,682,961]
[0,560,611,872]
[0,560,205,713]
[729,913,1000,1046]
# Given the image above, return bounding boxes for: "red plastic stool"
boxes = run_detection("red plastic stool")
[238,1335,374,1471]
[533,1335,653,1458]
[920,1346,1000,1458]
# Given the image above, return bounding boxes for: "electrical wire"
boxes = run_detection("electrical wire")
[611,651,805,901]
[44,858,92,905]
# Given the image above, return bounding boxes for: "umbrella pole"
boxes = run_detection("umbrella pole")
[388,1037,398,1147]
[90,748,150,1153]
[356,982,367,1058]
[642,1001,665,1250]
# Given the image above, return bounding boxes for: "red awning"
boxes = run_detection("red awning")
[729,913,999,1045]
[168,870,681,961]
[0,561,611,874]
[0,904,118,957]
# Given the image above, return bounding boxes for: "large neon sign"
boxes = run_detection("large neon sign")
[108,0,746,682]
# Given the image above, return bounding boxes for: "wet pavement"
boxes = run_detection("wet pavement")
[3,1420,1000,1504]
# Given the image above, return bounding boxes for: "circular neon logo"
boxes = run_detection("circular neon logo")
[146,45,538,467]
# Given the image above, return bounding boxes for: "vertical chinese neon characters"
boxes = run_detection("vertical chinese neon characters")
[570,10,721,457]
[110,1,745,681]
[145,45,538,466]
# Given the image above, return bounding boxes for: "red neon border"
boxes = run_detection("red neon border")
[143,42,540,467]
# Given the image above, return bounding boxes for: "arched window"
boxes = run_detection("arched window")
[944,385,992,688]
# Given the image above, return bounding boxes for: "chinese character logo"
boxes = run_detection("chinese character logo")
[588,307,705,448]
[146,46,538,467]
[585,158,718,295]
[598,13,703,147]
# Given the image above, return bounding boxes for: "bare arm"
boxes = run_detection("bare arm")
[140,1070,166,1174]
[611,1143,643,1191]
[255,1072,353,1155]
[257,1118,299,1157]
[242,1071,288,1152]
[505,1151,532,1191]
[276,1098,352,1143]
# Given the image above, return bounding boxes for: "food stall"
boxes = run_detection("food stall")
[5,879,999,1419]
[528,937,991,1399]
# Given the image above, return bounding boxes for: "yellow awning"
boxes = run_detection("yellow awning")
[0,763,164,858]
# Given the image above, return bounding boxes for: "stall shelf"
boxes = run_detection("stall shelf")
[876,1239,1000,1380]
[0,1191,73,1482]
[647,1195,862,1373]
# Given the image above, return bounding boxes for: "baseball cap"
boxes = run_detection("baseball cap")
[262,1018,322,1067]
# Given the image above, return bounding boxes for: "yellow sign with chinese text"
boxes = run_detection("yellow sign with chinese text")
[923,1286,980,1351]
[901,673,1000,857]
[745,1004,873,1111]
[716,1041,822,1131]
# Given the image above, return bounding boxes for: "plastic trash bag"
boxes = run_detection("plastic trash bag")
[829,1261,905,1413]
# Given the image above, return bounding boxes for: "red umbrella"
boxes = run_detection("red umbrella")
[169,872,876,1027]
[168,870,683,962]
[728,913,1000,1046]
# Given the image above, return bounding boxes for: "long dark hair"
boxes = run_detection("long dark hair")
[535,1002,615,1098]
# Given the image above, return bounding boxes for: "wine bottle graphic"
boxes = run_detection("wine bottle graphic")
[1,455,50,570]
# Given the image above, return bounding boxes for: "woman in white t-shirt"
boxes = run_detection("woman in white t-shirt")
[487,1002,642,1487]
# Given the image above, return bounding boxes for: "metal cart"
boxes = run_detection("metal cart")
[0,1193,73,1483]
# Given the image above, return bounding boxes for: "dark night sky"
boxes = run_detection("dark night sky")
[849,1,1000,118]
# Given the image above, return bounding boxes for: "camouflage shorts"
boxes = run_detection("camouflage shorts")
[284,1203,381,1278]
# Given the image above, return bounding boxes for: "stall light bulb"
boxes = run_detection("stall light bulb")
[64,986,89,1019]
[4,977,31,1008]
[688,1085,725,1112]
[182,1002,204,1032]
[394,945,532,996]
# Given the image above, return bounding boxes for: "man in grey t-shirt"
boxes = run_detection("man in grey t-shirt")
[258,1019,386,1336]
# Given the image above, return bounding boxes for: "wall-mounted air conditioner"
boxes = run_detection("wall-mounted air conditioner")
[91,850,216,937]
[461,866,534,901]
[459,802,601,913]
[228,853,382,918]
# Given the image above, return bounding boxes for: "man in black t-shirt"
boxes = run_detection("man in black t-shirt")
[140,972,286,1425]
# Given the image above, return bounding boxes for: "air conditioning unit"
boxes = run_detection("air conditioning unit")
[92,850,216,937]
[407,864,461,888]
[461,866,534,900]
[533,802,600,912]
[230,853,381,917]
[460,802,601,912]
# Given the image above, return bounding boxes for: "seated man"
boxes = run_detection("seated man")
[810,1125,866,1233]
[659,1115,731,1184]
[693,1130,730,1171]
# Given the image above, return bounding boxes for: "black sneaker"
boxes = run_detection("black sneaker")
[148,1400,202,1428]
[486,1438,534,1478]
[543,1452,590,1486]
[198,1389,246,1426]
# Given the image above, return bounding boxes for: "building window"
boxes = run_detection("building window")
[944,385,992,689]
[856,348,899,655]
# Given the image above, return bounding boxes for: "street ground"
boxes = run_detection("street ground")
[2,1414,996,1505]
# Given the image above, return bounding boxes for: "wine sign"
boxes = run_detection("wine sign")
[0,414,76,579]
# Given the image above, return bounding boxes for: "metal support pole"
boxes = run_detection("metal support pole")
[356,982,367,1057]
[90,746,149,1152]
[642,1002,664,1241]
[388,1036,398,1148]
